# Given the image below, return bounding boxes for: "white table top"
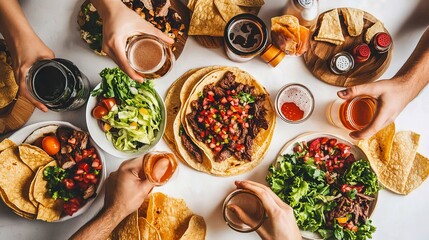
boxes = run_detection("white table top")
[1,0,429,239]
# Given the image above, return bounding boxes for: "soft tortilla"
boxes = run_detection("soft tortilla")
[271,15,301,55]
[315,8,345,45]
[19,144,54,172]
[182,68,275,176]
[0,138,16,152]
[341,8,364,36]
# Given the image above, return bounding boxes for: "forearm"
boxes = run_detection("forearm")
[0,0,40,54]
[69,207,125,240]
[394,27,429,96]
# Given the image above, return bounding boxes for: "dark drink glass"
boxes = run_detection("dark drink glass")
[26,58,90,111]
[223,189,266,233]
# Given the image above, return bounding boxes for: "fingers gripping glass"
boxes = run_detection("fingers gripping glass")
[223,189,267,232]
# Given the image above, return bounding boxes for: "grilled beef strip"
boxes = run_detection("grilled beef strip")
[180,132,203,163]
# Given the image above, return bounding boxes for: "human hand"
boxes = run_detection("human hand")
[337,77,417,139]
[9,37,54,112]
[95,0,174,82]
[232,180,301,240]
[104,156,169,219]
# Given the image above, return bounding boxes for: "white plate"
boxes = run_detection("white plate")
[9,121,106,222]
[86,83,166,159]
[275,132,376,240]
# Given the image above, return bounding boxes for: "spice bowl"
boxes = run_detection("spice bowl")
[275,83,314,124]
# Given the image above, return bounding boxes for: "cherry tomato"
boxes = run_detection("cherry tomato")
[100,98,116,110]
[42,136,60,155]
[92,105,108,120]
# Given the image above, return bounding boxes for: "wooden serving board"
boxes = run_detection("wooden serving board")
[0,40,35,136]
[303,8,393,87]
[194,36,223,49]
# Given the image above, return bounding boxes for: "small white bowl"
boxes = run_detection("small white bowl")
[86,83,166,159]
[8,121,106,222]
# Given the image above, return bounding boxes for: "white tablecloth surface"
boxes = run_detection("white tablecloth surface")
[1,0,428,239]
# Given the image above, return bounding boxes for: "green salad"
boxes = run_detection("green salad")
[267,137,381,240]
[91,68,162,152]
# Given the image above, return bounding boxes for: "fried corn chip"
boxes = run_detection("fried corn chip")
[108,211,140,240]
[233,0,264,7]
[187,0,198,12]
[359,125,429,195]
[0,138,16,152]
[19,144,54,172]
[147,192,194,240]
[36,203,62,222]
[341,8,364,36]
[315,9,345,45]
[139,217,161,240]
[0,147,37,215]
[189,0,225,36]
[365,21,385,43]
[0,187,35,219]
[179,215,206,240]
[214,0,257,23]
[0,60,18,109]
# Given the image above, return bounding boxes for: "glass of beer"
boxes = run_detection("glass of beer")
[327,95,377,131]
[126,34,174,79]
[143,152,178,186]
[222,189,266,233]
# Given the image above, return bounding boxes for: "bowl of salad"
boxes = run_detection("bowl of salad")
[86,68,166,159]
[267,132,381,240]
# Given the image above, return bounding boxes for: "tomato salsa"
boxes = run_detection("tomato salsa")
[281,102,304,121]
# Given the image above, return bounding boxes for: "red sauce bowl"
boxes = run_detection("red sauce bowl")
[275,83,314,124]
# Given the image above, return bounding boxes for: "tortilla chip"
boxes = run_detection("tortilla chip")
[0,187,35,219]
[403,153,429,194]
[0,147,37,215]
[28,169,39,208]
[0,60,18,109]
[147,192,193,240]
[33,161,60,208]
[233,0,264,7]
[36,203,62,222]
[365,21,385,43]
[189,0,225,36]
[19,144,54,172]
[315,9,345,45]
[109,211,140,240]
[139,217,161,240]
[180,215,206,240]
[214,0,258,23]
[380,131,419,194]
[0,138,16,152]
[341,8,364,36]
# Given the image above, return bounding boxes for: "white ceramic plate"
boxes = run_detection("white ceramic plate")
[275,132,377,240]
[86,83,166,159]
[9,121,106,222]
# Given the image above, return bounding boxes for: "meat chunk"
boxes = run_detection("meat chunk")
[57,153,76,169]
[219,71,237,89]
[83,185,96,200]
[216,149,232,162]
[181,133,203,163]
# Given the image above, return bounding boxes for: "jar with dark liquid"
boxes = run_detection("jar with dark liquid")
[26,58,90,111]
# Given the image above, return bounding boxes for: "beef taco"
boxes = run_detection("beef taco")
[181,68,275,175]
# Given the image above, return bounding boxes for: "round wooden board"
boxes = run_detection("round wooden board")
[0,40,35,136]
[79,0,190,59]
[194,36,223,49]
[303,8,393,87]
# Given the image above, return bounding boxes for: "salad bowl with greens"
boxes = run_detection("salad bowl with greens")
[267,133,381,240]
[86,68,166,159]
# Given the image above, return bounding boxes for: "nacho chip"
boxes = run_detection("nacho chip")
[19,144,54,172]
[0,187,35,219]
[0,147,37,215]
[139,217,161,240]
[180,215,206,240]
[36,203,62,222]
[233,0,264,7]
[214,0,258,23]
[187,0,198,12]
[189,0,225,36]
[28,169,39,208]
[0,138,16,152]
[33,161,60,208]
[315,9,345,45]
[0,60,18,109]
[271,15,301,55]
[365,21,385,43]
[341,8,364,36]
[146,192,193,240]
[403,153,429,194]
[109,211,140,240]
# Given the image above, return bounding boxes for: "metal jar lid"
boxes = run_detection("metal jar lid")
[330,51,355,74]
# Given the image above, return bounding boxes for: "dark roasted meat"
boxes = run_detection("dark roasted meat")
[181,132,203,163]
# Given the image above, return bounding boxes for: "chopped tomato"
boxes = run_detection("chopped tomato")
[100,97,116,110]
[63,179,75,190]
[92,105,108,120]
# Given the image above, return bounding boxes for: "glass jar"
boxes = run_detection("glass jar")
[224,13,268,62]
[283,0,319,29]
[126,34,174,79]
[143,151,178,186]
[26,58,90,111]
